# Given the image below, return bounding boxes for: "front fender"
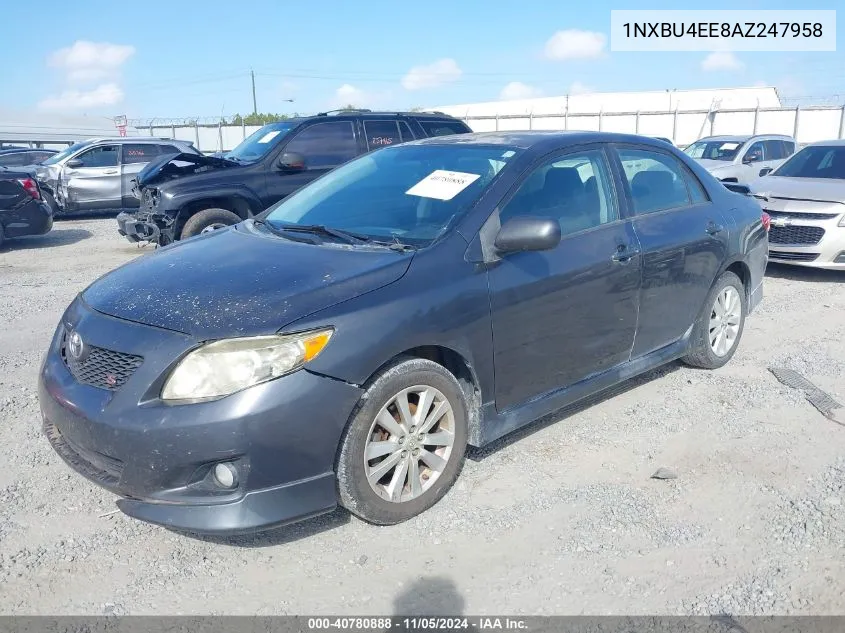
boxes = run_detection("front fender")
[158,185,264,218]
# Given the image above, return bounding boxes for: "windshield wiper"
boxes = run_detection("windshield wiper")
[273,223,372,245]
[251,217,321,244]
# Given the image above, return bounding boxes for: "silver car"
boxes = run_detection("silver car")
[749,140,845,270]
[684,134,796,186]
[35,138,199,215]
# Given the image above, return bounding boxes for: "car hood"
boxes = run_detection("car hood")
[749,176,845,204]
[136,152,239,188]
[81,224,414,339]
[696,159,735,171]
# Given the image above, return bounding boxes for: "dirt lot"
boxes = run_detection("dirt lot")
[1,217,844,616]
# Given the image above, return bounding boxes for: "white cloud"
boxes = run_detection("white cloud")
[48,41,135,83]
[401,59,462,91]
[544,30,606,61]
[330,83,392,109]
[701,51,744,72]
[499,81,543,100]
[37,83,125,112]
[568,81,595,95]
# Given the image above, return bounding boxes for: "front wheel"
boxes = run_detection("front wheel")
[179,208,241,240]
[336,357,468,525]
[682,271,746,369]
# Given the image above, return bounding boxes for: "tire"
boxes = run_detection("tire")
[179,208,241,240]
[42,191,60,216]
[682,271,746,370]
[336,357,469,525]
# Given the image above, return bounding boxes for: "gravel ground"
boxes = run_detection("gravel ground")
[1,217,844,616]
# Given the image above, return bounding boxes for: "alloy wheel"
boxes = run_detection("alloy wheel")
[709,286,742,357]
[363,385,456,503]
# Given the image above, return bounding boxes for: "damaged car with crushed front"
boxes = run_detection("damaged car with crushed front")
[40,132,768,535]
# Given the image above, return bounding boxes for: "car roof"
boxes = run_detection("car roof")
[805,139,845,148]
[406,130,678,152]
[698,134,793,142]
[312,109,460,119]
[86,137,193,145]
[0,147,55,154]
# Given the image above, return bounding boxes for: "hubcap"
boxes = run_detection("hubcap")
[709,286,742,357]
[200,223,228,234]
[363,385,456,503]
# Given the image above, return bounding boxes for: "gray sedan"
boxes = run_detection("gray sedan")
[749,140,845,270]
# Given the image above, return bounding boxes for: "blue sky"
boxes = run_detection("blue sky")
[1,0,842,120]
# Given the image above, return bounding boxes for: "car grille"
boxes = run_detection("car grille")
[60,331,143,391]
[764,209,838,221]
[768,225,825,246]
[768,251,820,262]
[43,419,124,487]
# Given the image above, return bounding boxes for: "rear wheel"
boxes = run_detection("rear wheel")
[336,357,468,525]
[179,208,241,240]
[682,271,746,369]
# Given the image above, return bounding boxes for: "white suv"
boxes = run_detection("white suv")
[684,134,796,185]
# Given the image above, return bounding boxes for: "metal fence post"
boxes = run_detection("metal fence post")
[598,108,603,132]
[495,112,499,131]
[672,107,679,143]
[635,111,640,134]
[194,120,200,151]
[564,107,568,131]
[793,106,800,142]
[752,105,759,135]
[242,119,246,141]
[839,104,845,139]
[528,111,533,130]
[218,121,223,152]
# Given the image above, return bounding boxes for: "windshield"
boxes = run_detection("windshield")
[772,145,845,179]
[225,121,296,162]
[684,140,744,161]
[264,144,521,246]
[41,141,91,165]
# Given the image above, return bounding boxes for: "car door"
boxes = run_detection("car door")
[61,144,120,211]
[612,145,729,358]
[485,146,642,412]
[262,120,360,208]
[736,140,766,184]
[758,139,790,177]
[119,144,163,210]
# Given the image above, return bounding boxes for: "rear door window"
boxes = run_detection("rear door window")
[157,144,181,155]
[762,140,785,160]
[617,148,692,215]
[122,144,161,164]
[363,120,401,151]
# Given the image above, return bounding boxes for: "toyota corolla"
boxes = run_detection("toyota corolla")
[39,132,769,535]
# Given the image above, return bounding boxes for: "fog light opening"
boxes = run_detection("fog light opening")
[213,462,238,489]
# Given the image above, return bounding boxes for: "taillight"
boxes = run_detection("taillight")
[16,178,41,201]
[761,211,771,233]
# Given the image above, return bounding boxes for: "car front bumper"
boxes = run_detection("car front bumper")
[116,211,162,244]
[38,298,363,535]
[766,216,845,271]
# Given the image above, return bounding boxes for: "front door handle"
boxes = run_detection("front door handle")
[706,221,724,236]
[104,169,118,175]
[612,245,641,263]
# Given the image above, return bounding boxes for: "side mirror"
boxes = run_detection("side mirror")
[277,152,306,172]
[66,159,83,169]
[494,217,561,254]
[723,182,751,196]
[743,154,760,164]
[759,167,773,177]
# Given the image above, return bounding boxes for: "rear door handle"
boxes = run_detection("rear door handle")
[706,222,724,235]
[612,245,641,263]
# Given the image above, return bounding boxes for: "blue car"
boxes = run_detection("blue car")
[39,131,769,535]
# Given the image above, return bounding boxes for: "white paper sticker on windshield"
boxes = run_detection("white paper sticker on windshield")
[405,170,481,201]
[720,142,740,150]
[257,131,281,144]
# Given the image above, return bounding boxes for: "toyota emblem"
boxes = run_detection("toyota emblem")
[68,331,85,360]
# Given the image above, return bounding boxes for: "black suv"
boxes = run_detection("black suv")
[116,110,472,245]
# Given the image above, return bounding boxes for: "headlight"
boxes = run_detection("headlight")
[161,328,333,401]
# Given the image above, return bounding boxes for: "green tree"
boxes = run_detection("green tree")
[228,112,292,126]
